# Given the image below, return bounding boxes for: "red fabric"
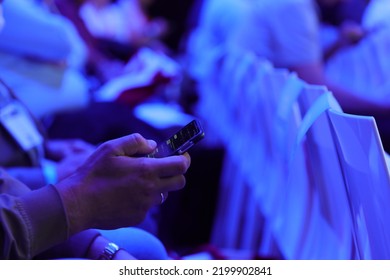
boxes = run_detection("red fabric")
[115,71,172,107]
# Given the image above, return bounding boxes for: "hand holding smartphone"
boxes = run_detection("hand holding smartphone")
[146,119,205,158]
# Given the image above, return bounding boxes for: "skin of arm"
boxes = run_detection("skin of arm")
[323,20,366,62]
[291,62,390,116]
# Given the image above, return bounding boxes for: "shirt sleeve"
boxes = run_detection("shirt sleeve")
[0,181,69,259]
[0,0,75,61]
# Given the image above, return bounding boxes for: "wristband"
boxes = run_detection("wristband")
[96,242,120,260]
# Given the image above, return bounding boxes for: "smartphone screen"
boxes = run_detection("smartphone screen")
[146,120,205,158]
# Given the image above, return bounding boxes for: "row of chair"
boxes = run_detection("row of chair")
[196,46,390,259]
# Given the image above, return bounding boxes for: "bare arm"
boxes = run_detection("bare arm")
[291,62,390,116]
[323,21,365,62]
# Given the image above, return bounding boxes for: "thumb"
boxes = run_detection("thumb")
[106,133,157,157]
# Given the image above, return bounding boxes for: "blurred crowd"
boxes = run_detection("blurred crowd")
[1,0,390,260]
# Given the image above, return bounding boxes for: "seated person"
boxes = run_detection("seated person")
[0,1,189,255]
[54,0,170,84]
[0,133,190,259]
[0,77,192,260]
[0,0,90,119]
[5,0,180,112]
[189,0,390,115]
[79,0,168,49]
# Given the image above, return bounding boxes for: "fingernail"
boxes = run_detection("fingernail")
[148,140,157,149]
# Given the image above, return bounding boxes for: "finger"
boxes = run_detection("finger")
[101,133,157,157]
[157,175,187,193]
[147,155,191,178]
[182,152,191,166]
[69,139,95,153]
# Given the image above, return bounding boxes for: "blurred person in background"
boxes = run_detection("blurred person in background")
[190,0,390,111]
[0,0,183,144]
[230,0,390,113]
[0,0,90,119]
[54,0,173,85]
[79,0,168,50]
[0,0,179,117]
[0,1,192,259]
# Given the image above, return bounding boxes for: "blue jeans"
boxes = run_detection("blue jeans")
[99,227,169,260]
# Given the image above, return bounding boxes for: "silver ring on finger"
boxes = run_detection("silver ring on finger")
[160,192,166,204]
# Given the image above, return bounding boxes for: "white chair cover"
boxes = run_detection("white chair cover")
[329,110,390,259]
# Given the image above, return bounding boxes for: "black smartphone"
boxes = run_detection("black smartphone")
[146,119,205,158]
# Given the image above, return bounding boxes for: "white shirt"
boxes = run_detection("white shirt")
[0,0,86,65]
[230,0,322,68]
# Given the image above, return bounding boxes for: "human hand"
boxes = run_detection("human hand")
[55,153,92,181]
[45,139,95,181]
[339,20,365,46]
[145,18,169,39]
[55,133,191,235]
[45,139,95,161]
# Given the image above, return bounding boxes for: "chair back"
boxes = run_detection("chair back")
[329,110,390,259]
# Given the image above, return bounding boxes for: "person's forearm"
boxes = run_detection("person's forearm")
[326,82,390,116]
[291,63,390,116]
[323,38,345,62]
[1,185,69,259]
